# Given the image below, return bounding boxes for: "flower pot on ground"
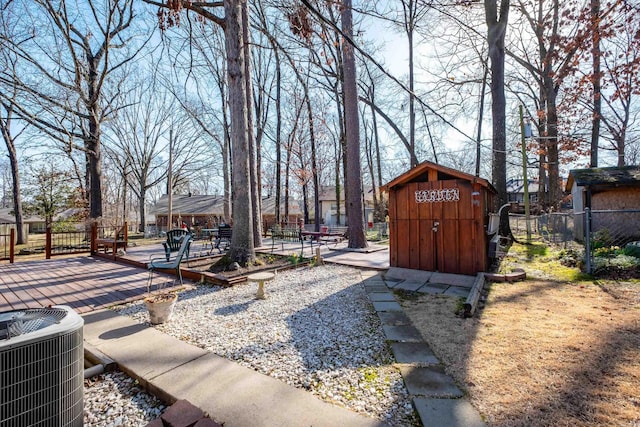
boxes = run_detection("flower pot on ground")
[144,292,178,325]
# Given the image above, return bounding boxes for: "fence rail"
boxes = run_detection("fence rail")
[510,209,640,274]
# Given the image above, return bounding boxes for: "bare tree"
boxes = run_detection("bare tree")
[485,0,510,231]
[151,0,258,264]
[341,0,367,248]
[0,0,148,220]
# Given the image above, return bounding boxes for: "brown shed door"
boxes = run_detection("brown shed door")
[390,180,478,274]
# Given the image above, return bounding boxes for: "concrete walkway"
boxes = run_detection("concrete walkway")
[364,268,486,427]
[79,243,486,426]
[83,309,385,427]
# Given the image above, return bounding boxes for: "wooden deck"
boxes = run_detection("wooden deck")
[0,256,182,314]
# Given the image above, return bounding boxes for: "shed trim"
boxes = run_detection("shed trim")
[382,160,495,193]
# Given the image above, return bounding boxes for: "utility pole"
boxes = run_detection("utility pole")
[520,105,531,241]
[167,128,173,232]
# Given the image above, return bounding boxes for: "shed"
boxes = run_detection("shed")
[566,165,640,242]
[383,161,497,275]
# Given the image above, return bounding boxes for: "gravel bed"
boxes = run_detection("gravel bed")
[113,265,418,426]
[84,371,166,426]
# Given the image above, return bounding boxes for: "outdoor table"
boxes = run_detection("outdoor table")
[247,271,275,300]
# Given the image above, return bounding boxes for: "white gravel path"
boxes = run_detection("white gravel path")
[84,371,166,426]
[86,264,417,426]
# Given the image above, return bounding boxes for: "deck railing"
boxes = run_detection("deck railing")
[0,229,15,263]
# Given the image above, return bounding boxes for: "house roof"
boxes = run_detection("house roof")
[151,195,225,216]
[566,165,640,191]
[261,196,302,216]
[0,207,47,224]
[151,194,302,217]
[383,160,495,192]
[318,185,375,202]
[507,179,541,194]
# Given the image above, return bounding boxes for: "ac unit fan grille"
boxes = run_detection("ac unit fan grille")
[0,306,83,427]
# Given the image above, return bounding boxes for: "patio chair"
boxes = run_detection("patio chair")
[148,234,192,287]
[214,224,232,253]
[163,228,192,261]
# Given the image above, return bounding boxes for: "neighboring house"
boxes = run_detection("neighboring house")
[261,196,302,230]
[151,195,227,231]
[318,185,376,226]
[567,165,640,242]
[150,194,302,232]
[506,178,541,213]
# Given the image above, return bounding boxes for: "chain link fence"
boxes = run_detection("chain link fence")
[510,209,640,274]
[509,213,576,248]
[583,208,640,274]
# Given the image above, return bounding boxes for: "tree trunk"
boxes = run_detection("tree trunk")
[224,0,254,264]
[485,0,510,233]
[242,1,262,247]
[273,43,282,227]
[590,0,601,167]
[341,0,367,248]
[408,27,417,168]
[0,109,25,244]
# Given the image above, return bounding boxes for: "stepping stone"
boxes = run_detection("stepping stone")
[363,283,389,293]
[384,280,402,289]
[377,311,412,326]
[386,267,433,282]
[368,292,396,302]
[399,365,463,397]
[443,286,470,298]
[413,397,486,427]
[394,281,425,292]
[418,283,449,294]
[390,342,439,365]
[382,324,423,342]
[429,272,475,289]
[372,301,403,312]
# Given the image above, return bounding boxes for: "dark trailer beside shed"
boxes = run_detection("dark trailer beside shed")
[383,161,497,276]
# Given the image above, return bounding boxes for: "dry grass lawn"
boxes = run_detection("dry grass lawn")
[399,243,640,427]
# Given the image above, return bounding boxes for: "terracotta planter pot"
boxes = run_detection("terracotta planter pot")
[144,293,178,325]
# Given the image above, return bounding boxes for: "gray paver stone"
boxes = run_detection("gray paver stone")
[368,292,396,302]
[413,397,486,427]
[372,301,403,312]
[417,283,449,294]
[429,272,475,289]
[363,283,388,293]
[394,281,426,292]
[390,342,439,365]
[399,365,463,397]
[443,286,471,298]
[385,267,433,282]
[384,280,402,289]
[382,324,423,342]
[377,311,412,326]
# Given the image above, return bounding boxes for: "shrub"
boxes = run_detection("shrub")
[591,228,614,250]
[623,242,640,259]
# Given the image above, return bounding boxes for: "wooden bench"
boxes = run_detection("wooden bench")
[95,226,128,260]
[270,227,303,253]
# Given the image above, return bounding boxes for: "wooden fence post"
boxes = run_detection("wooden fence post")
[45,227,52,259]
[9,228,14,263]
[90,222,97,255]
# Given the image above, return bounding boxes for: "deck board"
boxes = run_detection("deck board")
[0,256,180,314]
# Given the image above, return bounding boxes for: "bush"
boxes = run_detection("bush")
[557,248,581,267]
[623,242,640,259]
[591,228,613,250]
